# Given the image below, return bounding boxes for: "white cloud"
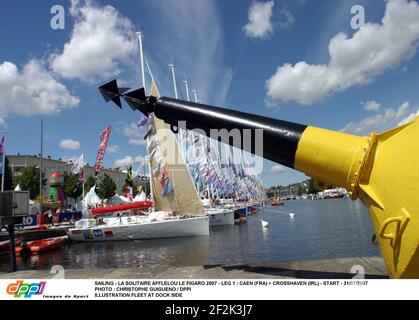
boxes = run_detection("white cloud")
[59,139,81,150]
[271,165,287,174]
[362,101,382,112]
[129,139,147,146]
[244,1,275,39]
[114,155,144,169]
[120,122,144,138]
[107,145,119,153]
[278,7,295,29]
[50,0,136,82]
[117,122,147,147]
[266,0,419,106]
[341,102,411,134]
[0,60,79,118]
[398,109,419,126]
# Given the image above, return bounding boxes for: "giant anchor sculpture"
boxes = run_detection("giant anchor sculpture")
[99,79,419,278]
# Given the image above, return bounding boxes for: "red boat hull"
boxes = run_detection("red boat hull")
[271,202,284,206]
[28,236,67,254]
[0,239,21,253]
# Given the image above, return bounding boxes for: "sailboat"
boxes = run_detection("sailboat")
[67,82,210,241]
[68,33,209,242]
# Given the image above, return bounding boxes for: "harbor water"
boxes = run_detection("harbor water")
[0,199,380,272]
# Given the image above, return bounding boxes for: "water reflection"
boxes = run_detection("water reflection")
[0,199,380,272]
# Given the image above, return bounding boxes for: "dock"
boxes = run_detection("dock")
[0,226,69,242]
[0,257,387,279]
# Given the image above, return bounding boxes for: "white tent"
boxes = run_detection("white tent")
[133,191,147,202]
[108,193,131,206]
[82,185,101,208]
[14,184,22,191]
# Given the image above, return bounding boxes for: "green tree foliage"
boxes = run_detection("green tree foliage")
[308,178,320,194]
[63,173,82,201]
[1,157,14,190]
[16,166,44,199]
[98,173,116,200]
[297,185,304,196]
[84,175,96,192]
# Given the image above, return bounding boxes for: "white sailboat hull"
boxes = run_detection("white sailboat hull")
[68,216,209,242]
[207,209,234,226]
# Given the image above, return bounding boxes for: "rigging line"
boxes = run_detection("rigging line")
[144,55,155,85]
[176,82,185,101]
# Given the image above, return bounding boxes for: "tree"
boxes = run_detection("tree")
[297,185,304,196]
[308,178,320,194]
[63,173,82,202]
[1,157,14,191]
[98,173,116,200]
[84,176,96,192]
[16,166,44,199]
[121,166,138,196]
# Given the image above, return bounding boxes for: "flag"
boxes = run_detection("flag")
[153,159,162,177]
[75,168,84,192]
[124,186,133,201]
[94,126,112,176]
[162,180,173,198]
[0,135,4,173]
[137,115,150,128]
[71,154,84,174]
[78,168,84,184]
[147,137,158,150]
[160,167,168,188]
[144,126,156,140]
[127,166,133,181]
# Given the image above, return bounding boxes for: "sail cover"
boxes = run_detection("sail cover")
[148,82,205,216]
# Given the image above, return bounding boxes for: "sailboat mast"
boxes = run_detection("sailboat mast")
[82,153,85,199]
[184,81,200,195]
[168,64,178,99]
[39,119,43,210]
[1,130,6,192]
[136,31,146,93]
[183,81,190,102]
[136,31,154,205]
[191,90,198,103]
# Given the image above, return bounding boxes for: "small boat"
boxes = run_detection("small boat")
[233,209,240,224]
[246,206,254,215]
[0,238,21,253]
[15,244,25,255]
[206,208,234,226]
[238,207,247,222]
[251,205,257,214]
[16,236,67,255]
[289,213,295,219]
[271,200,284,206]
[28,236,67,254]
[261,220,269,228]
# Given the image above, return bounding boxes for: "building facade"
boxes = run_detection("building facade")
[7,155,127,197]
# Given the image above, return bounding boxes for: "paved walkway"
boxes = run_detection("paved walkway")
[0,257,387,279]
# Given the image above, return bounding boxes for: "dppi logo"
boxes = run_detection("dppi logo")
[6,280,46,298]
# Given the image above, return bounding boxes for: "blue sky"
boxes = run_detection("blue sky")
[1,0,419,187]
